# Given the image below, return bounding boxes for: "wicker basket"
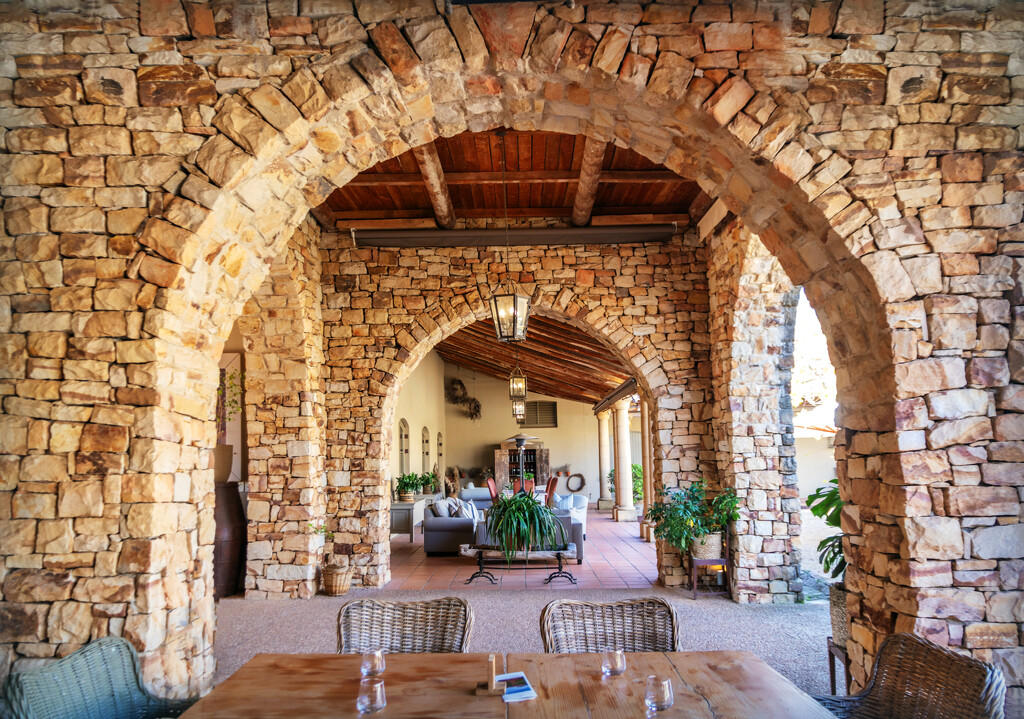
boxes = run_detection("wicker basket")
[399,491,415,502]
[322,566,353,596]
[691,532,723,560]
[829,583,850,649]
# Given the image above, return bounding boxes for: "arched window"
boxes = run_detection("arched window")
[437,432,444,479]
[398,419,410,475]
[421,426,430,473]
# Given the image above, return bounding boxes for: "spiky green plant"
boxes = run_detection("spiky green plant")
[485,492,567,564]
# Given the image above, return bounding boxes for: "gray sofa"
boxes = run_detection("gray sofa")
[474,514,584,564]
[422,513,476,556]
[459,485,494,511]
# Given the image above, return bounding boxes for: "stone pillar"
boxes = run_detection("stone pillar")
[612,397,636,522]
[596,410,613,509]
[640,399,653,540]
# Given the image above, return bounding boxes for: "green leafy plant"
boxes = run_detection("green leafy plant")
[420,471,437,492]
[395,473,422,494]
[308,522,336,566]
[217,368,244,421]
[645,479,739,552]
[807,477,846,580]
[485,492,567,563]
[608,464,644,502]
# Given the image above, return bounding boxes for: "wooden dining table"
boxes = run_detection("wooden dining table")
[181,651,835,718]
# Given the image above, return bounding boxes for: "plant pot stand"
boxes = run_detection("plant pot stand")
[827,636,851,695]
[688,529,730,600]
[459,544,577,585]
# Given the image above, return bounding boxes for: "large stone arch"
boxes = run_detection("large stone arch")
[0,0,1020,703]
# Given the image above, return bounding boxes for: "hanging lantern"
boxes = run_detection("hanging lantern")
[508,365,527,400]
[489,282,530,343]
[512,397,526,423]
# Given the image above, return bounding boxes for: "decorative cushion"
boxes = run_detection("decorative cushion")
[554,493,573,511]
[453,498,475,520]
[431,501,450,518]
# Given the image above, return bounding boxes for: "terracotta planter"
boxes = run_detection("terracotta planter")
[829,583,850,649]
[691,531,723,560]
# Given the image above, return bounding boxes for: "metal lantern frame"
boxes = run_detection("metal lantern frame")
[508,363,527,401]
[511,397,526,424]
[489,129,531,344]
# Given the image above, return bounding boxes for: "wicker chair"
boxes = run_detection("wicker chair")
[2,636,196,719]
[337,597,474,654]
[812,632,1006,719]
[540,598,680,653]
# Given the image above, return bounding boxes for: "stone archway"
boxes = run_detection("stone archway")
[0,1,1020,703]
[319,250,699,589]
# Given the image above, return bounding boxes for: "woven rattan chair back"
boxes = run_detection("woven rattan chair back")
[337,597,474,654]
[814,632,1006,719]
[540,598,680,653]
[2,636,196,719]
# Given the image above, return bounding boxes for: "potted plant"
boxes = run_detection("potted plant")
[807,477,848,648]
[309,523,352,596]
[485,492,567,563]
[420,471,437,494]
[396,473,421,502]
[645,479,739,560]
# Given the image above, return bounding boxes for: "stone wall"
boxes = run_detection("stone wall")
[0,0,1020,706]
[237,216,327,599]
[319,231,713,588]
[708,219,803,603]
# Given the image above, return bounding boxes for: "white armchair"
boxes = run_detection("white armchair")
[550,493,589,539]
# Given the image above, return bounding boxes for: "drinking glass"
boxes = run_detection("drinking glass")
[601,649,626,676]
[644,675,674,712]
[361,649,385,677]
[356,677,386,714]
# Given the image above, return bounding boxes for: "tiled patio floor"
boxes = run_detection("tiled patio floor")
[385,509,658,590]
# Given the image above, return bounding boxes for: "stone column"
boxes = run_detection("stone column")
[612,397,636,521]
[640,399,653,540]
[596,410,613,509]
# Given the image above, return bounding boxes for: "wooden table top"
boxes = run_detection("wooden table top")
[507,651,835,719]
[181,653,507,719]
[181,651,833,719]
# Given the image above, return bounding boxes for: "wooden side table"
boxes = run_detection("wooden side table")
[827,636,851,695]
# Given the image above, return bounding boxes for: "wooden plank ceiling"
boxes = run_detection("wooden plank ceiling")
[314,130,707,231]
[434,314,632,405]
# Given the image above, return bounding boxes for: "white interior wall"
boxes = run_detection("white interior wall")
[443,363,602,502]
[389,351,447,482]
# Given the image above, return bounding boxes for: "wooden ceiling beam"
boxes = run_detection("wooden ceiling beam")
[335,218,437,230]
[412,142,456,230]
[342,169,686,187]
[457,323,628,379]
[571,138,607,227]
[435,352,609,405]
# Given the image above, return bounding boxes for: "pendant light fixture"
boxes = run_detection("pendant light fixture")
[489,130,531,343]
[509,344,527,423]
